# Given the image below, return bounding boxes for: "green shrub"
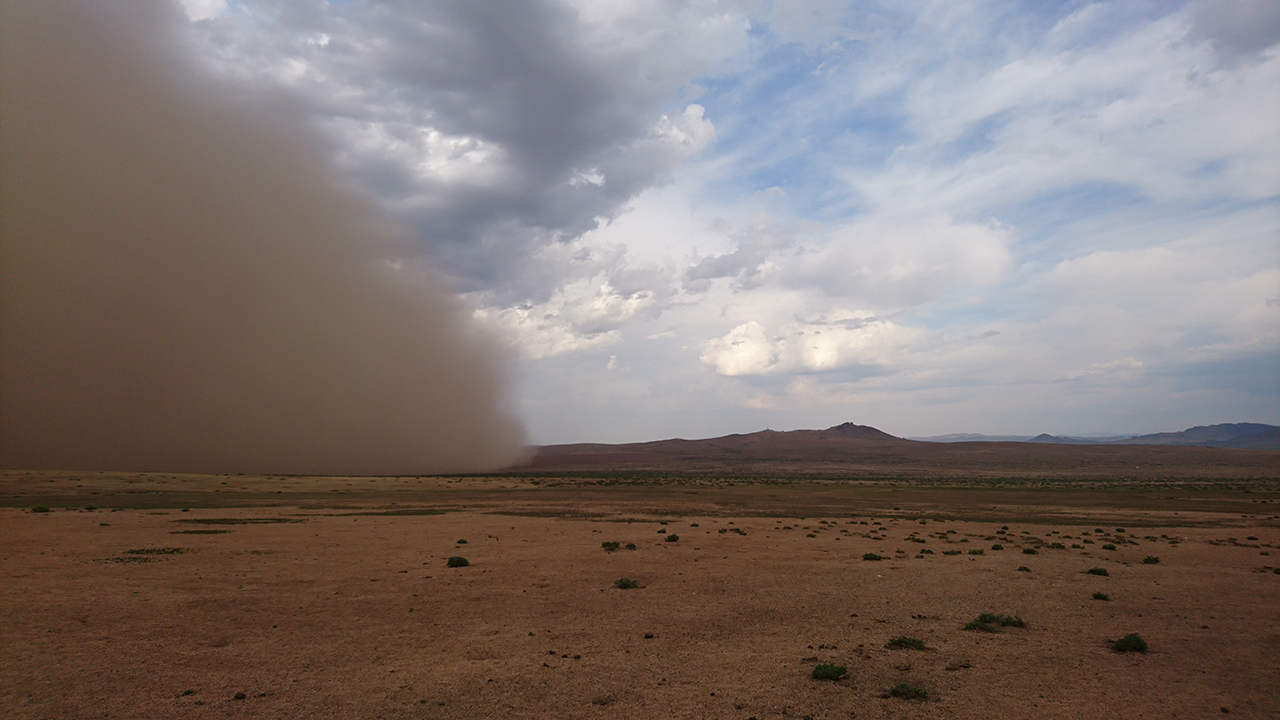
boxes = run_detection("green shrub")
[602,541,620,552]
[963,620,997,632]
[124,547,188,555]
[889,683,928,699]
[976,612,1025,628]
[1093,592,1110,601]
[1086,567,1109,576]
[943,550,962,556]
[1113,633,1147,652]
[1142,556,1160,564]
[1102,544,1117,551]
[863,553,883,561]
[1048,542,1065,549]
[886,636,926,650]
[665,534,679,542]
[625,543,636,550]
[613,578,638,589]
[456,539,467,544]
[811,664,848,681]
[991,544,1004,550]
[31,506,50,513]
[1016,565,1031,572]
[968,549,984,555]
[446,556,469,568]
[1022,548,1038,555]
[1071,544,1083,549]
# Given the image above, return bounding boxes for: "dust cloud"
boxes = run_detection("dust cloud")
[0,2,527,474]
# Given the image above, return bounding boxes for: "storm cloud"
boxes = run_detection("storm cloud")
[0,1,526,474]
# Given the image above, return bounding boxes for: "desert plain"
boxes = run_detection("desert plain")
[3,465,1280,720]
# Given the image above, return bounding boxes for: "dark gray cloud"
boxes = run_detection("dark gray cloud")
[1,1,526,474]
[1190,0,1280,62]
[189,0,730,302]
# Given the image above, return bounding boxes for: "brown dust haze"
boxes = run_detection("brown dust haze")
[0,2,527,474]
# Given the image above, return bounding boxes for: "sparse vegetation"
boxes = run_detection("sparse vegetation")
[1102,544,1117,551]
[1022,548,1038,555]
[601,541,620,552]
[889,682,928,699]
[171,530,227,535]
[446,556,469,568]
[665,534,679,542]
[1093,592,1110,601]
[124,547,188,555]
[965,612,1025,632]
[1143,556,1160,564]
[614,578,638,589]
[625,543,636,550]
[456,539,467,544]
[1086,567,1109,576]
[968,549,984,555]
[811,664,848,681]
[991,544,1003,550]
[1016,566,1031,572]
[31,506,50,513]
[1113,633,1148,653]
[175,518,304,525]
[863,553,883,561]
[887,636,926,650]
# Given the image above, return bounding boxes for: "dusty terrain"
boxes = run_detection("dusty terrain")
[3,471,1280,719]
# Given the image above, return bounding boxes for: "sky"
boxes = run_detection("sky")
[173,0,1278,444]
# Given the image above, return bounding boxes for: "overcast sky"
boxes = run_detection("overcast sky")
[176,0,1279,443]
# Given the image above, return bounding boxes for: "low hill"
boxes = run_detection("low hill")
[520,422,1280,480]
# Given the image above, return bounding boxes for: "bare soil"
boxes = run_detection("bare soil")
[3,471,1279,719]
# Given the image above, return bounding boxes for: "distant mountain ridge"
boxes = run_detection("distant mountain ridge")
[913,423,1278,450]
[522,421,1280,479]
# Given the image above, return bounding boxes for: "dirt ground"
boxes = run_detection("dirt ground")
[3,472,1279,719]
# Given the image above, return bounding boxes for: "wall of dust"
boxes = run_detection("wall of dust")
[0,2,528,474]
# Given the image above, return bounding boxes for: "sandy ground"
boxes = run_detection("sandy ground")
[3,481,1280,719]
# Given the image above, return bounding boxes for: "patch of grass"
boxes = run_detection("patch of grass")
[886,636,926,650]
[863,553,883,561]
[1102,544,1117,551]
[665,534,679,542]
[1113,633,1148,653]
[602,541,621,552]
[613,578,638,589]
[966,612,1025,632]
[1086,567,1109,576]
[889,683,928,699]
[171,529,228,535]
[446,556,469,568]
[1016,566,1031,572]
[175,518,304,525]
[1142,556,1160,564]
[1093,592,1111,601]
[811,664,848,681]
[124,547,188,555]
[978,612,1026,628]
